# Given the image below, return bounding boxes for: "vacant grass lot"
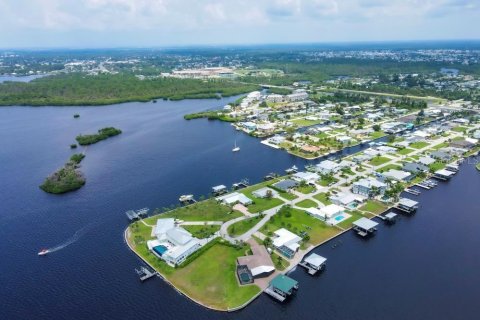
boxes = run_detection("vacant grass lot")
[369,156,391,166]
[154,199,242,222]
[313,192,332,205]
[396,148,415,155]
[182,225,220,239]
[296,185,316,194]
[377,163,402,173]
[358,200,388,215]
[260,207,341,246]
[227,216,263,237]
[410,141,429,149]
[296,199,318,208]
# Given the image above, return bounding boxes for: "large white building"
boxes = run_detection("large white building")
[147,218,201,266]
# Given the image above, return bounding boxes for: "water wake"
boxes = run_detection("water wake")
[45,219,101,254]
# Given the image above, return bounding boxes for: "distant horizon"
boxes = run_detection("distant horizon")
[3,39,480,51]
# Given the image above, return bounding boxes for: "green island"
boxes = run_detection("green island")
[40,153,86,194]
[76,127,122,145]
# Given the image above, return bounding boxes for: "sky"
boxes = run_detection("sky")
[0,0,479,48]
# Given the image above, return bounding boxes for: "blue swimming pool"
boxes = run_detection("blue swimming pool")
[335,215,345,221]
[153,245,168,256]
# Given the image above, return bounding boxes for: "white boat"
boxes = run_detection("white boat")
[38,249,49,256]
[232,140,240,152]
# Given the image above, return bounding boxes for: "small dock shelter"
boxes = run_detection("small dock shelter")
[353,217,378,237]
[433,169,455,181]
[212,185,227,196]
[396,198,419,214]
[299,253,327,275]
[125,208,149,221]
[384,212,398,224]
[265,274,299,302]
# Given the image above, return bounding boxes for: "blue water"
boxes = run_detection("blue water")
[0,74,46,83]
[334,215,344,221]
[1,98,480,320]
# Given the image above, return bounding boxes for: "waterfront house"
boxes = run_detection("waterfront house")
[379,169,414,182]
[316,160,340,174]
[272,228,302,258]
[331,192,363,208]
[402,162,429,174]
[430,150,452,162]
[434,169,455,180]
[216,192,253,206]
[352,177,387,197]
[272,179,298,192]
[237,240,275,283]
[449,139,475,150]
[301,145,321,154]
[306,204,345,221]
[292,171,320,184]
[252,187,278,199]
[147,218,202,267]
[418,156,435,166]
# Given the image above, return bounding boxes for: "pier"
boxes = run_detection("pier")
[352,218,379,237]
[404,188,421,196]
[298,253,327,275]
[126,208,149,221]
[264,274,299,302]
[135,266,157,282]
[232,178,250,190]
[212,185,227,196]
[179,194,196,204]
[285,165,298,174]
[395,198,419,214]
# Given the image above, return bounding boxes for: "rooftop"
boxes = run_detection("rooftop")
[353,217,379,231]
[270,274,298,293]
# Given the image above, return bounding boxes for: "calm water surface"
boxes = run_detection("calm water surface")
[1,97,479,320]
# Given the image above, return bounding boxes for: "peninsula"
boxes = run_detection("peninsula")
[76,127,122,145]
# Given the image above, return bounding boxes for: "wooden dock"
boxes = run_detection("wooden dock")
[404,188,421,195]
[264,287,286,302]
[135,266,157,282]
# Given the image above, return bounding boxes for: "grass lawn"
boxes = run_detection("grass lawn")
[296,185,316,194]
[429,161,446,172]
[358,200,388,215]
[126,224,260,310]
[182,225,220,239]
[452,126,467,133]
[338,210,371,229]
[396,148,415,155]
[260,207,341,246]
[241,183,284,213]
[368,156,391,166]
[318,176,338,186]
[152,199,242,222]
[227,216,263,237]
[370,131,386,139]
[292,118,324,127]
[431,142,449,150]
[296,199,318,208]
[313,192,332,205]
[271,252,289,271]
[409,141,429,149]
[377,163,402,173]
[278,191,298,200]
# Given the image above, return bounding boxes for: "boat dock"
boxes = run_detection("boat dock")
[179,194,196,204]
[264,274,299,302]
[264,173,279,181]
[395,198,419,214]
[353,217,379,237]
[126,208,149,221]
[212,185,228,196]
[404,188,421,195]
[285,165,298,174]
[135,266,157,282]
[298,253,327,276]
[232,178,250,190]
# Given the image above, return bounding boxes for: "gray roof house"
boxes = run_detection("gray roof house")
[352,177,387,197]
[402,162,429,174]
[272,179,298,192]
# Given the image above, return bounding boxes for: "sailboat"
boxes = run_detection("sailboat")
[232,140,240,152]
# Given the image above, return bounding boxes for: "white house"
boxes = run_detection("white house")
[272,228,302,258]
[266,94,283,103]
[216,192,253,206]
[306,204,344,221]
[292,171,320,184]
[316,160,340,174]
[147,218,202,266]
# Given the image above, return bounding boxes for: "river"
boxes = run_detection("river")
[0,97,479,320]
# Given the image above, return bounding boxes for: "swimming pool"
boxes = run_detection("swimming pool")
[335,215,345,221]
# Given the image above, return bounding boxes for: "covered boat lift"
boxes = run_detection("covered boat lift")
[352,217,378,237]
[299,253,327,275]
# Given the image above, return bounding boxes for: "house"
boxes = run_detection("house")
[402,162,429,174]
[237,240,275,281]
[306,204,345,221]
[292,171,320,184]
[337,135,354,144]
[352,154,373,163]
[330,192,362,207]
[379,169,414,182]
[286,91,308,102]
[268,135,286,145]
[315,160,340,174]
[147,218,202,266]
[272,228,302,258]
[252,187,277,199]
[216,192,253,206]
[352,177,387,197]
[430,150,452,162]
[473,130,480,139]
[450,139,475,150]
[241,121,257,131]
[418,156,435,166]
[272,179,298,192]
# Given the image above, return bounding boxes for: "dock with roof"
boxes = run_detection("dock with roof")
[264,274,299,302]
[299,253,327,275]
[353,217,379,237]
